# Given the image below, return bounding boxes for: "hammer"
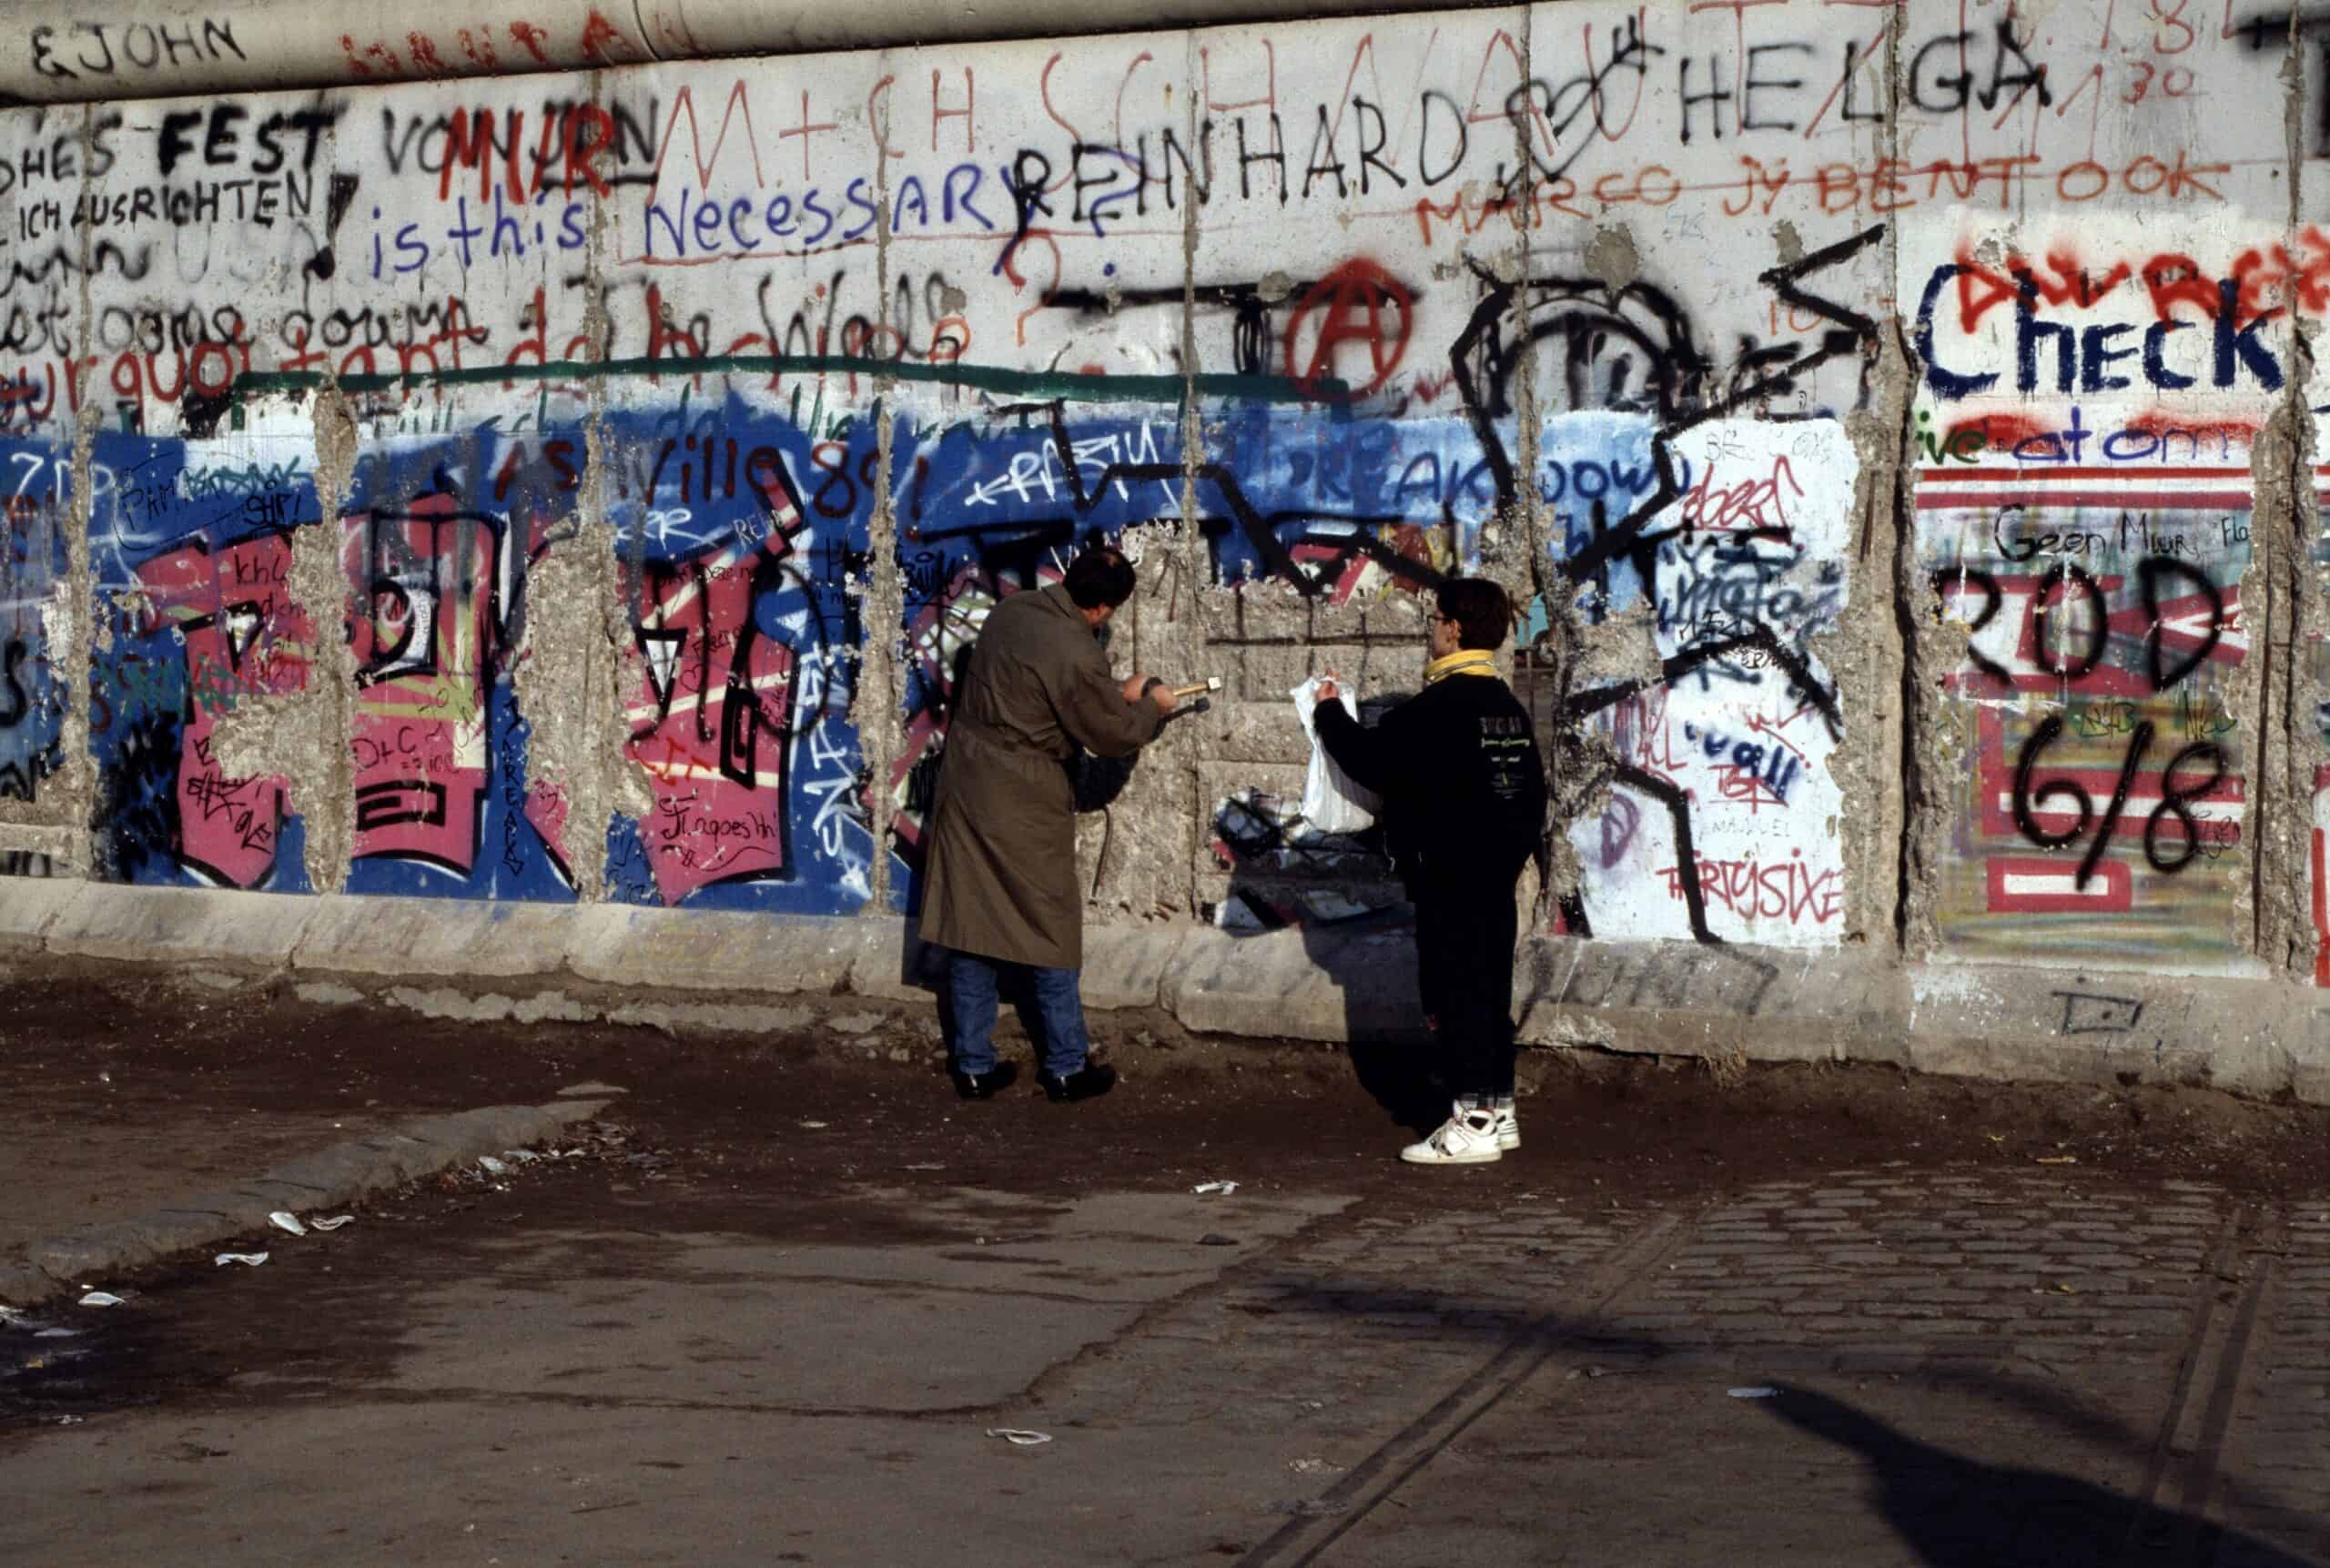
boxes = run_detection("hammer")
[1166,677,1223,702]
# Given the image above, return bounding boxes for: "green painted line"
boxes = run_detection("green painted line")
[234,355,1342,406]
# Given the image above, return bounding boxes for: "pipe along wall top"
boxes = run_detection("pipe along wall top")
[0,0,1464,106]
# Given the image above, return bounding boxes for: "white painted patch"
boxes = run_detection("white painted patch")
[1572,420,1858,949]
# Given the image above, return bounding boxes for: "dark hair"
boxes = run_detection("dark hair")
[1436,577,1513,652]
[1064,544,1137,610]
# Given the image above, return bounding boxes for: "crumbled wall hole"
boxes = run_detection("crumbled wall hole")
[1582,224,1641,295]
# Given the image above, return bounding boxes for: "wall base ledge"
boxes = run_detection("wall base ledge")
[9,885,2325,1102]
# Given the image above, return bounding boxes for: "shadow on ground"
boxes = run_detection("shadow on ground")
[1240,1275,2320,1568]
[1765,1384,2311,1567]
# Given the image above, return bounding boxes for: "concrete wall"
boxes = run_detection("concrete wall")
[0,1,2325,1081]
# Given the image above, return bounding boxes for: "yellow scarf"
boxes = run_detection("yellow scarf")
[1423,649,1498,685]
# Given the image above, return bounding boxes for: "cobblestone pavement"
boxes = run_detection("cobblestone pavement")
[1283,1173,2306,1566]
[2220,1211,2330,1566]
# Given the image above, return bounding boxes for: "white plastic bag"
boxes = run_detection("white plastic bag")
[1291,676,1382,835]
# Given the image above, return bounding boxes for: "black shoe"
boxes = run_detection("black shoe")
[950,1061,1019,1100]
[1038,1063,1118,1102]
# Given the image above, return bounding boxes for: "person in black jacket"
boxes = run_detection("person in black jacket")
[1314,577,1549,1165]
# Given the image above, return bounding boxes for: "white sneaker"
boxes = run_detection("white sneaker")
[1493,1107,1520,1152]
[1401,1108,1504,1165]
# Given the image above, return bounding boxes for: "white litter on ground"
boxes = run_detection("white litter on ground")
[77,1291,124,1308]
[309,1216,354,1232]
[985,1429,1052,1446]
[215,1252,269,1268]
[268,1211,307,1236]
[1727,1386,1778,1400]
[1192,1180,1240,1196]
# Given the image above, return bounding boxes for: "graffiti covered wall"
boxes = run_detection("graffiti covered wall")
[0,0,2325,994]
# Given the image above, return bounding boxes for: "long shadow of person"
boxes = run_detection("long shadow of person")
[1296,914,1448,1138]
[1760,1385,2318,1567]
[1207,698,1448,1140]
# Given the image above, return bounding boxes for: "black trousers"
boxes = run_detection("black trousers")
[1413,865,1523,1101]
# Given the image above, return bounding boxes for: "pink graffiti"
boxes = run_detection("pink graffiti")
[345,497,502,875]
[1656,853,1841,926]
[133,533,312,888]
[624,538,798,903]
[525,777,572,881]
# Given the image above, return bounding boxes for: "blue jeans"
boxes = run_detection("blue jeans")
[943,950,1089,1079]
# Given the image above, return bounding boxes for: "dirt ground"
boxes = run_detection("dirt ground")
[7,967,2330,1218]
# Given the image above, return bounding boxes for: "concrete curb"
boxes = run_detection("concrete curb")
[12,883,2330,1106]
[0,1097,610,1309]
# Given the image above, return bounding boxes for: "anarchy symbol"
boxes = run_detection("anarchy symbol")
[1283,258,1414,401]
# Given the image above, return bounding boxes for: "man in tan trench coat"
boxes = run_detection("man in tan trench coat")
[918,545,1177,1101]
